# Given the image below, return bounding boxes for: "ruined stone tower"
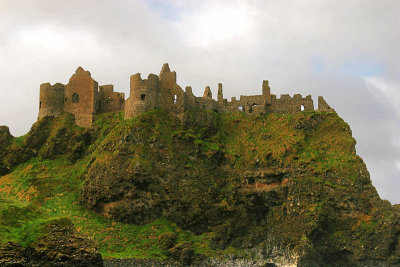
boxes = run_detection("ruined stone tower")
[124,63,185,119]
[158,63,185,115]
[38,83,65,120]
[124,73,159,118]
[38,66,125,128]
[63,67,98,128]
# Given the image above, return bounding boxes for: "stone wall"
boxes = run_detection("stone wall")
[158,64,185,117]
[38,83,65,120]
[263,80,272,105]
[64,67,98,128]
[125,73,159,119]
[318,96,335,112]
[97,85,125,114]
[124,64,186,120]
[216,81,268,116]
[183,86,197,111]
[268,94,314,115]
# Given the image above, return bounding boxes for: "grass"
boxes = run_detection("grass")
[11,134,27,148]
[0,154,233,258]
[218,111,360,188]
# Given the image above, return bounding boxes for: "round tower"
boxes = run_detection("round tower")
[38,83,65,120]
[125,73,159,119]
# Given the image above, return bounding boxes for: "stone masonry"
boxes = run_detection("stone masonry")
[38,64,334,128]
[38,67,125,128]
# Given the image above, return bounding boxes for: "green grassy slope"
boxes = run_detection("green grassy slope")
[0,112,237,259]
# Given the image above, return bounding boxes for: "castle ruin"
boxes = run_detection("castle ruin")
[38,67,124,127]
[38,64,334,127]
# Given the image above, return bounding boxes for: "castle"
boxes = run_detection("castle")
[38,63,334,127]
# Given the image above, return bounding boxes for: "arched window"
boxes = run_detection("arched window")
[72,93,79,103]
[301,104,305,111]
[173,94,178,104]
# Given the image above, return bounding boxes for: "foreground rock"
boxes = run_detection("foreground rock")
[0,218,103,267]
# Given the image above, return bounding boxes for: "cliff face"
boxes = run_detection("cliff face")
[79,109,400,265]
[1,109,400,266]
[0,113,91,175]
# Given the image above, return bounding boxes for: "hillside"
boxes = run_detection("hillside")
[1,109,400,266]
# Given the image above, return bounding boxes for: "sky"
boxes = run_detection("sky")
[0,0,399,203]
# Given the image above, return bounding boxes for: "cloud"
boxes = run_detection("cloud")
[173,1,256,47]
[0,0,399,203]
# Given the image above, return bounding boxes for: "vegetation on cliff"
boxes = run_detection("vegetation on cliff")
[0,110,399,266]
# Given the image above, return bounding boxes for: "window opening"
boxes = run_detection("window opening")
[301,104,305,111]
[72,93,79,103]
[250,103,259,114]
[173,94,178,104]
[249,107,253,113]
[141,94,146,101]
[238,106,244,112]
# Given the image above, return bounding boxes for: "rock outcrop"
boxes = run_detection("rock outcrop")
[2,105,400,266]
[79,109,400,266]
[0,218,103,267]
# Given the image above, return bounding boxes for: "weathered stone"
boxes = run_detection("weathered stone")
[203,86,213,98]
[38,63,334,128]
[0,218,103,267]
[38,67,125,128]
[318,95,335,112]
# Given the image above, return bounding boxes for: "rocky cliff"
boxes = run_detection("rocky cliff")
[1,109,399,266]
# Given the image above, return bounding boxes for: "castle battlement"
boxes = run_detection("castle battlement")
[38,63,334,128]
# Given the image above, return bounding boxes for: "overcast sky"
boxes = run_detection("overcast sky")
[0,0,399,203]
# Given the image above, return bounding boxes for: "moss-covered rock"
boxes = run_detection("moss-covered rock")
[2,109,400,266]
[0,126,12,175]
[78,109,400,265]
[0,113,91,176]
[0,218,103,267]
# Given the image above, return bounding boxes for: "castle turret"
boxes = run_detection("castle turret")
[218,83,223,102]
[318,96,335,112]
[184,86,197,110]
[63,66,98,128]
[262,80,271,105]
[160,63,171,77]
[38,82,65,120]
[125,73,159,119]
[203,86,212,98]
[159,63,177,88]
[158,63,184,115]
